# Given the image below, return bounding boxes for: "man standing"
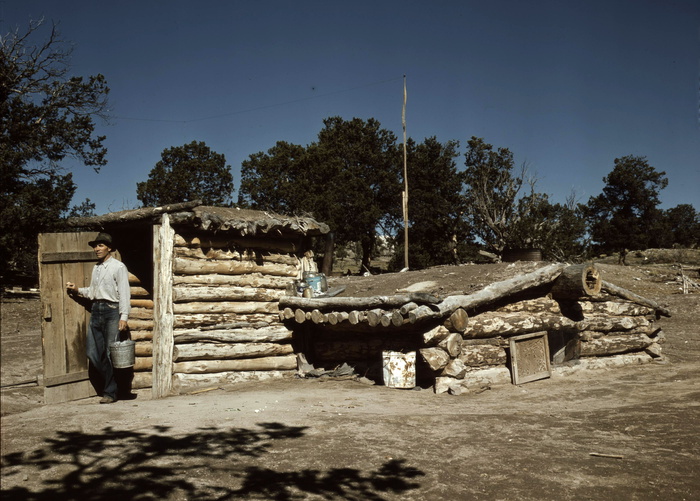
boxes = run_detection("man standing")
[66,232,130,404]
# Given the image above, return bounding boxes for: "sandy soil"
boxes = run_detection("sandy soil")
[1,262,699,500]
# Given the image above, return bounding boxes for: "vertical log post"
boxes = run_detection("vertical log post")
[321,232,334,277]
[152,213,175,398]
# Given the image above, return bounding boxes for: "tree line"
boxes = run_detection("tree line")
[2,21,698,282]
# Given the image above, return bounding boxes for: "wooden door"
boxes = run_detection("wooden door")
[39,232,106,404]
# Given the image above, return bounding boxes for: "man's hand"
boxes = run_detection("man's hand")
[66,282,78,294]
[118,320,128,331]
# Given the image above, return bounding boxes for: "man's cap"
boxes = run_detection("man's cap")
[88,232,114,248]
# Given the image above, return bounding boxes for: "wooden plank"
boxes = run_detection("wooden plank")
[44,370,89,387]
[40,259,67,380]
[63,259,90,374]
[44,380,97,405]
[152,214,175,398]
[41,251,97,263]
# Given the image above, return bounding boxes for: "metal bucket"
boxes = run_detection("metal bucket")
[382,350,416,389]
[303,272,327,295]
[109,340,135,368]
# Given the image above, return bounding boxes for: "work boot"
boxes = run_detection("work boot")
[99,395,116,404]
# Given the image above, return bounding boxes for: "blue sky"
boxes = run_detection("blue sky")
[4,0,699,215]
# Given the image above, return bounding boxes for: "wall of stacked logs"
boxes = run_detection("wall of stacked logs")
[167,233,301,393]
[279,263,670,394]
[127,272,155,389]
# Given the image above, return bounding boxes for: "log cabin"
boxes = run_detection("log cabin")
[39,203,669,402]
[39,202,329,403]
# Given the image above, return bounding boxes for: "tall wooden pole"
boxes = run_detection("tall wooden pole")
[402,75,409,270]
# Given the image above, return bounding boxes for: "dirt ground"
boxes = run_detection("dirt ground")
[1,261,699,500]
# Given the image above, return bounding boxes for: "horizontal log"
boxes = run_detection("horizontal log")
[278,293,439,312]
[409,305,441,323]
[578,301,655,317]
[577,315,651,333]
[130,330,153,341]
[462,336,507,347]
[174,313,279,328]
[601,280,671,317]
[172,286,285,303]
[435,263,567,316]
[399,302,418,315]
[175,246,242,260]
[173,326,292,344]
[256,253,298,266]
[173,257,298,277]
[174,247,299,266]
[134,357,153,371]
[68,200,200,227]
[466,312,576,338]
[579,326,655,341]
[128,273,142,286]
[434,367,511,394]
[173,355,298,374]
[550,263,601,299]
[172,273,292,289]
[496,297,562,314]
[553,353,653,376]
[135,342,153,356]
[130,286,151,298]
[132,372,152,389]
[458,344,508,367]
[173,301,279,315]
[174,234,301,253]
[128,319,154,331]
[131,299,154,309]
[129,307,153,320]
[580,333,654,356]
[172,370,295,393]
[173,342,294,361]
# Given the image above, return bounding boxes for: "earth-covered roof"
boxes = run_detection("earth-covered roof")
[66,201,330,237]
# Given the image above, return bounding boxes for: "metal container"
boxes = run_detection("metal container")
[382,350,416,389]
[109,340,135,368]
[502,248,542,262]
[303,272,327,294]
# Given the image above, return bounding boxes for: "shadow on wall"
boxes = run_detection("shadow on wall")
[1,422,424,500]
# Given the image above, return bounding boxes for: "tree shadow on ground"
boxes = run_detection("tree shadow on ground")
[1,422,424,500]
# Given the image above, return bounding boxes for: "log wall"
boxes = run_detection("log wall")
[128,272,154,389]
[280,264,667,395]
[167,232,301,391]
[429,295,664,395]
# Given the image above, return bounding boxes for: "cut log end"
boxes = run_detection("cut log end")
[551,263,602,299]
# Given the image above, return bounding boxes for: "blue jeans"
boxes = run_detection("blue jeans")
[87,302,120,399]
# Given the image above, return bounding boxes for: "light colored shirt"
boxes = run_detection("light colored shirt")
[79,256,131,321]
